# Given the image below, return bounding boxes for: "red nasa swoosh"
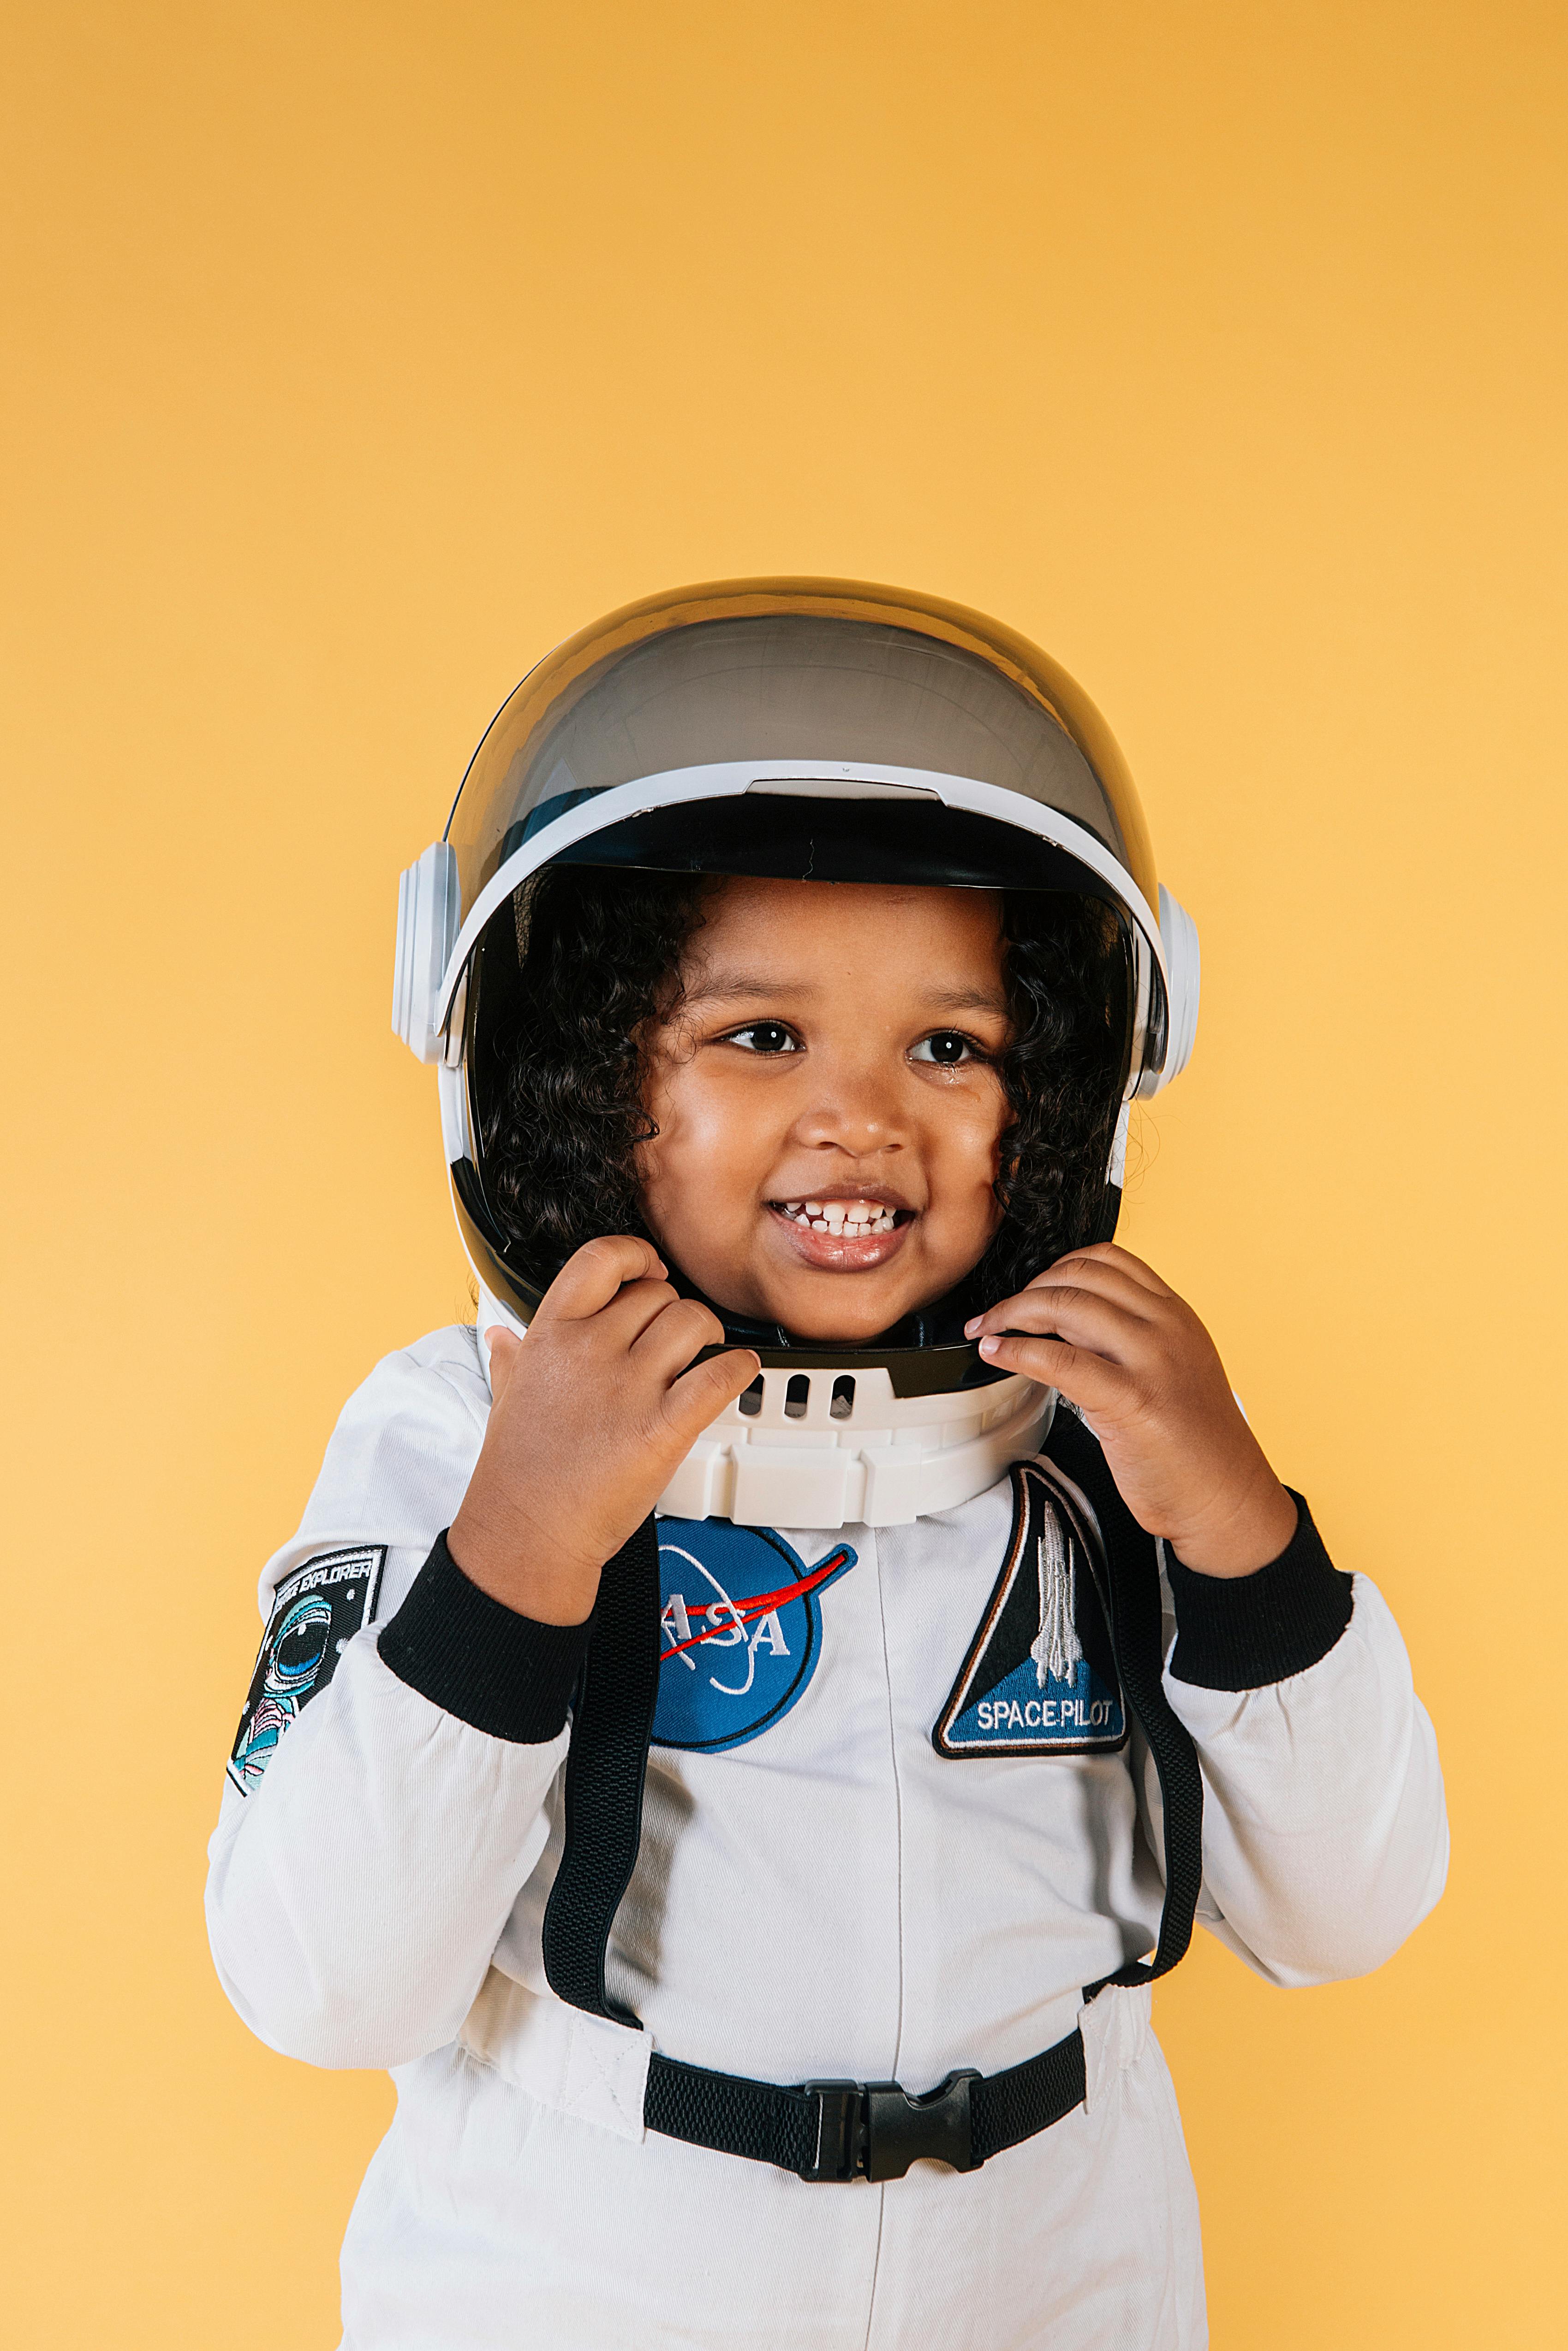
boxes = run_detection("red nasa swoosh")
[658,1547,852,1662]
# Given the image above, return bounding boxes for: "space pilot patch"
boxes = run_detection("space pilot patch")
[934,1462,1126,1758]
[652,1519,857,1754]
[227,1545,386,1794]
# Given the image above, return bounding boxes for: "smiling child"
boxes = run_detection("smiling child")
[208,582,1446,2351]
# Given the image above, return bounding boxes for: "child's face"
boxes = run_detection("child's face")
[637,876,1012,1342]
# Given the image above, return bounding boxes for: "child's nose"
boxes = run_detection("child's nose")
[791,1057,909,1156]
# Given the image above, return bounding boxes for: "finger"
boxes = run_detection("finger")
[662,1346,762,1440]
[976,1331,1134,1418]
[484,1326,522,1402]
[592,1277,687,1349]
[1028,1262,1166,1315]
[968,1261,1164,1336]
[1043,1243,1174,1298]
[533,1235,668,1325]
[628,1295,729,1383]
[973,1285,1155,1367]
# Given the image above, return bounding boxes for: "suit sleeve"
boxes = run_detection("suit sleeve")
[205,1341,584,2070]
[1143,1494,1449,1987]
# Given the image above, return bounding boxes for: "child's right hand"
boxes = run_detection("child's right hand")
[447,1236,759,1624]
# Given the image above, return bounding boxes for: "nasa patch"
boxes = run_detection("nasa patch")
[934,1462,1126,1758]
[227,1545,386,1794]
[652,1519,857,1754]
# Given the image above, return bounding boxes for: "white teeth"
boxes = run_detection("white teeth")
[775,1199,899,1235]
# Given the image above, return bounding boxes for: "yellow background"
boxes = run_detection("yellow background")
[4,2,1563,2341]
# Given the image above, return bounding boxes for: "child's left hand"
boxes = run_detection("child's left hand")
[965,1243,1298,1579]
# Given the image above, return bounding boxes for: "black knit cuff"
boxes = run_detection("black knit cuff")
[1166,1492,1354,1691]
[378,1531,590,1742]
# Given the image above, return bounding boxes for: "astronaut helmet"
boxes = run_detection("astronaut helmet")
[392,579,1199,1529]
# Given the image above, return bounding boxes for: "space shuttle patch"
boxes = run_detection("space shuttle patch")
[934,1460,1126,1758]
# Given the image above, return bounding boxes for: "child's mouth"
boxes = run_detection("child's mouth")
[774,1198,902,1236]
[765,1196,914,1270]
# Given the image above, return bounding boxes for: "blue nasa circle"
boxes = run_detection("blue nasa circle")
[652,1519,857,1754]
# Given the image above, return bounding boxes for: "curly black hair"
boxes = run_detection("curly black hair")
[480,865,1130,1319]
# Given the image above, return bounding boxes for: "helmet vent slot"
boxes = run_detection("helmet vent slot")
[739,1377,764,1418]
[784,1374,811,1420]
[830,1376,856,1420]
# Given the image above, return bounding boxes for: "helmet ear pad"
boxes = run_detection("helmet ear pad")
[1154,886,1200,1091]
[1095,893,1198,1235]
[1090,1102,1132,1247]
[392,842,461,1064]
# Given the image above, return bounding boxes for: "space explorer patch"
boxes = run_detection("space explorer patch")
[227,1545,386,1794]
[934,1461,1126,1758]
[652,1519,857,1754]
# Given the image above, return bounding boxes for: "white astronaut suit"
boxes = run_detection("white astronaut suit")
[207,583,1448,2348]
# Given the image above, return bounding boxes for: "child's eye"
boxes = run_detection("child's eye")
[910,1031,983,1066]
[723,1022,800,1055]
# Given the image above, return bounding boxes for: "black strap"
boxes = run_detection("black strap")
[539,1514,662,2026]
[645,2053,818,2174]
[971,2024,1089,2160]
[541,1420,1204,2173]
[1037,1408,1205,1994]
[645,2023,1087,2182]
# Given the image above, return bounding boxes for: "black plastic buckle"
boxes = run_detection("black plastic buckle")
[799,2069,981,2183]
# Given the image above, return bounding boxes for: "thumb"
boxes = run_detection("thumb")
[484,1325,523,1402]
[662,1347,761,1444]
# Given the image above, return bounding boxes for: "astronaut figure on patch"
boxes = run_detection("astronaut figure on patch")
[205,582,1448,2351]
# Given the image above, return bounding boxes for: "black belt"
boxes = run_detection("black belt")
[540,1409,1204,2182]
[646,2027,1088,2183]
